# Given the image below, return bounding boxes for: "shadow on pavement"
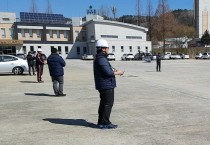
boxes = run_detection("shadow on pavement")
[25,93,55,97]
[20,81,37,83]
[43,118,99,129]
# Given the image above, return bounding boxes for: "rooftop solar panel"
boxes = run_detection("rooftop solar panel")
[20,12,65,24]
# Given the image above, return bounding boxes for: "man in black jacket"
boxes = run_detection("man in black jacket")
[47,48,66,96]
[26,52,36,75]
[156,53,162,72]
[94,39,124,129]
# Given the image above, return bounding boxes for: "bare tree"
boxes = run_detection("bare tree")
[136,0,143,26]
[146,0,154,41]
[30,0,38,13]
[46,0,53,14]
[155,0,170,53]
[97,5,111,19]
[111,6,117,20]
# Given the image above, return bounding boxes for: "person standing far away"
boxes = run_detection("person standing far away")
[36,48,46,83]
[156,53,162,72]
[26,51,36,76]
[93,39,124,129]
[47,48,66,96]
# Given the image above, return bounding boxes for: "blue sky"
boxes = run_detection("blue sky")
[0,0,193,18]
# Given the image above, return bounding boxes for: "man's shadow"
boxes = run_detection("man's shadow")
[43,118,98,129]
[25,93,55,97]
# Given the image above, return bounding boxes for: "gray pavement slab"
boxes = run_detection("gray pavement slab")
[0,59,210,145]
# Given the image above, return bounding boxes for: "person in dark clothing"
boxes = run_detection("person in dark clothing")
[26,51,36,75]
[47,48,66,96]
[36,48,46,83]
[156,53,162,72]
[93,39,124,129]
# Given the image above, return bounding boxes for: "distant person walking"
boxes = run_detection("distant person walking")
[26,51,36,76]
[93,39,124,129]
[36,48,46,83]
[47,48,66,96]
[156,53,162,72]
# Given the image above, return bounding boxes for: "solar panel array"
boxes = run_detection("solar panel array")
[20,12,65,24]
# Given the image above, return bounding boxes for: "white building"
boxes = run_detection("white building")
[82,19,151,60]
[194,0,210,38]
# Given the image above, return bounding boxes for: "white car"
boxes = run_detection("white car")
[82,54,94,60]
[126,54,134,60]
[195,53,202,59]
[202,52,210,59]
[107,53,115,61]
[0,54,28,75]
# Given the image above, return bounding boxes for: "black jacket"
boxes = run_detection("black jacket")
[27,54,35,66]
[93,52,116,91]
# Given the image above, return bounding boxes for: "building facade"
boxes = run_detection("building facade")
[82,19,151,60]
[194,0,210,38]
[0,12,23,55]
[1,11,151,60]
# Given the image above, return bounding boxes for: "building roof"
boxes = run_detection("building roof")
[82,19,148,32]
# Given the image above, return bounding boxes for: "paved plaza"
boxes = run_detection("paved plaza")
[1,59,210,145]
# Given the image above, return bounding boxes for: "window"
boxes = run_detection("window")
[38,46,41,48]
[10,28,14,38]
[58,46,61,54]
[82,31,86,40]
[51,46,54,52]
[77,47,80,55]
[1,28,6,38]
[49,30,53,38]
[65,46,68,54]
[101,35,118,38]
[23,46,26,54]
[2,18,10,21]
[64,30,67,38]
[112,46,115,52]
[83,47,87,54]
[57,30,60,38]
[121,46,124,52]
[3,56,14,62]
[37,30,40,38]
[138,46,140,52]
[30,46,34,52]
[21,29,25,37]
[29,30,33,38]
[126,36,142,39]
[129,46,132,52]
[145,46,148,53]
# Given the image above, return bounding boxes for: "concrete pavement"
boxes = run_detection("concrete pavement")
[0,59,210,145]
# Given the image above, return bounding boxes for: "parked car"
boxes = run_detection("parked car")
[0,54,28,75]
[202,52,210,59]
[195,53,202,59]
[16,53,26,59]
[134,52,145,60]
[82,54,94,60]
[107,53,115,61]
[170,54,181,59]
[126,54,134,60]
[121,54,128,60]
[180,53,190,59]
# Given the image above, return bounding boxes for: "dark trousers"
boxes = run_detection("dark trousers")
[51,76,64,95]
[28,65,35,75]
[156,62,161,72]
[98,89,114,125]
[37,65,44,82]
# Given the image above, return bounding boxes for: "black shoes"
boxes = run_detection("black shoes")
[98,123,118,129]
[55,93,66,97]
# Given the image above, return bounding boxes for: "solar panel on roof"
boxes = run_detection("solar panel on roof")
[20,12,65,24]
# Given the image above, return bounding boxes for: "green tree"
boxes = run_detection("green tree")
[201,30,210,46]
